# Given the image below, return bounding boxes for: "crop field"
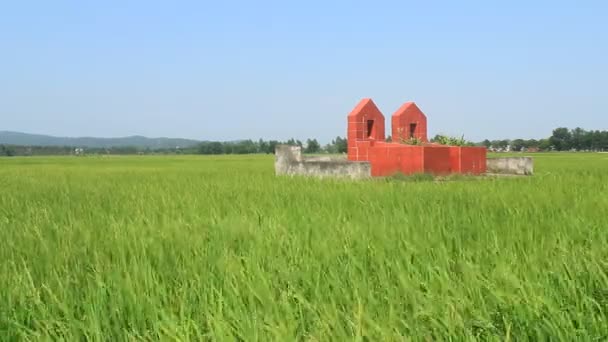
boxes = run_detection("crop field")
[0,153,607,340]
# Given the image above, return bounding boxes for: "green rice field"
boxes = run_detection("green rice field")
[1,153,607,340]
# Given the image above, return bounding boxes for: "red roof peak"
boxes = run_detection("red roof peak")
[393,101,422,117]
[348,98,380,117]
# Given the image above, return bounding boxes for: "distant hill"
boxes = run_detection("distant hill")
[0,131,202,149]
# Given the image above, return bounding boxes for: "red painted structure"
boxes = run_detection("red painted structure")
[392,102,428,143]
[347,98,486,177]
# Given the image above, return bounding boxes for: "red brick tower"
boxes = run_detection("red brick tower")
[391,102,428,143]
[347,98,385,161]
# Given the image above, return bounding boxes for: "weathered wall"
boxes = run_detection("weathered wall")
[424,145,451,174]
[368,143,424,176]
[487,157,533,175]
[457,146,487,174]
[275,145,371,179]
[276,146,531,179]
[303,155,347,162]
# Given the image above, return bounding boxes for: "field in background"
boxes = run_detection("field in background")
[1,153,607,340]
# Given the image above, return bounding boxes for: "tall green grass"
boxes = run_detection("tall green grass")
[1,153,607,340]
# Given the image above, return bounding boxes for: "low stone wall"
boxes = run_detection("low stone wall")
[486,157,533,175]
[276,145,533,179]
[275,145,371,179]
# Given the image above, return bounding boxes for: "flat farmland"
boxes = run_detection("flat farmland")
[1,153,607,340]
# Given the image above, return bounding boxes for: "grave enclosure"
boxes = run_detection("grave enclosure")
[275,98,532,179]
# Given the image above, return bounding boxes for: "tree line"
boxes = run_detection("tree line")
[0,145,199,156]
[197,137,347,155]
[1,127,606,157]
[479,127,608,152]
[0,137,348,156]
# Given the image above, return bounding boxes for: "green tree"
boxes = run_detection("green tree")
[526,139,539,148]
[590,131,603,151]
[304,139,320,153]
[267,140,279,154]
[198,141,224,154]
[258,139,269,154]
[538,139,551,151]
[571,127,586,150]
[335,136,347,153]
[511,139,525,151]
[549,128,572,151]
[431,134,473,146]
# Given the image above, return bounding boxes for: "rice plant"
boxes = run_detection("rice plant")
[0,153,607,340]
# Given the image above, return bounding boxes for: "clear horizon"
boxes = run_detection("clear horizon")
[2,1,607,143]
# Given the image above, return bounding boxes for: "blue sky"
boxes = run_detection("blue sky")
[1,0,606,143]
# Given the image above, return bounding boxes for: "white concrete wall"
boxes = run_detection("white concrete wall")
[275,145,371,179]
[487,157,533,175]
